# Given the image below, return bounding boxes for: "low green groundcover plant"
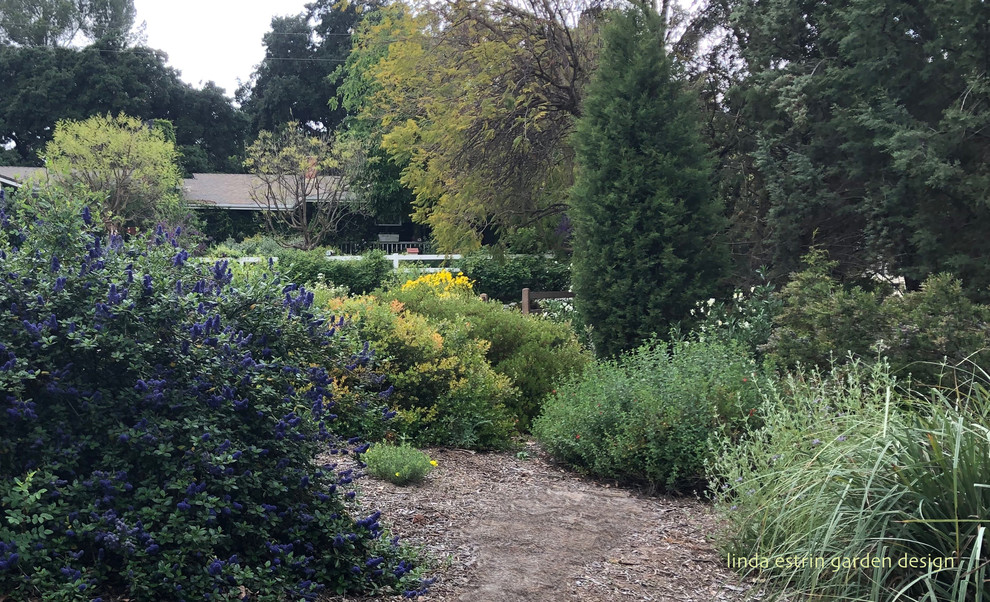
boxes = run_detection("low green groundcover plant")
[0,190,427,600]
[362,444,436,486]
[713,359,989,601]
[533,339,761,492]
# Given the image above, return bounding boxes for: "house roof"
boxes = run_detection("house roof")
[182,173,263,211]
[0,168,346,211]
[0,166,47,188]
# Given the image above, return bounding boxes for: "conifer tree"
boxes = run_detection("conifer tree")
[570,3,727,357]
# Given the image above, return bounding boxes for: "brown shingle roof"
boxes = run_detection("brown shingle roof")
[182,174,263,211]
[0,168,346,210]
[0,166,47,187]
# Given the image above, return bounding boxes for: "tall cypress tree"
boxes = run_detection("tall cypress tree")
[570,3,727,358]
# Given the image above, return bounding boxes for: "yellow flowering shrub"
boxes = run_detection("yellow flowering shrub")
[326,295,516,449]
[385,286,590,429]
[400,270,474,298]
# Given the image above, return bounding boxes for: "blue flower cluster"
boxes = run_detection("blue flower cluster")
[0,195,426,600]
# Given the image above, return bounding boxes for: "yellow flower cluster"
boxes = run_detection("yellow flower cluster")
[400,270,474,298]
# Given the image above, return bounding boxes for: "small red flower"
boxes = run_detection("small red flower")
[575,434,581,440]
[748,408,756,417]
[742,377,748,382]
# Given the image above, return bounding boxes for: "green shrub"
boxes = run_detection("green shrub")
[533,339,761,492]
[210,234,287,258]
[241,247,392,293]
[207,237,392,293]
[319,250,393,294]
[0,190,425,600]
[460,251,571,303]
[765,250,990,384]
[688,270,781,357]
[274,247,332,285]
[326,295,517,450]
[712,360,990,602]
[763,249,892,368]
[362,444,437,486]
[386,283,590,429]
[887,275,990,375]
[311,275,352,304]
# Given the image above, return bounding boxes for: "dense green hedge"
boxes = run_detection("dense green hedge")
[210,236,393,293]
[459,252,570,303]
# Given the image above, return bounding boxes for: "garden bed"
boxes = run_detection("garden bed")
[321,442,757,602]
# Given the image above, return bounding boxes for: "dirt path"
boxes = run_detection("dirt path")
[322,442,755,602]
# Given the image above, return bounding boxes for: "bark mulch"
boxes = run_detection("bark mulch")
[320,441,760,602]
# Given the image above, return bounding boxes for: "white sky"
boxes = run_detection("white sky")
[132,0,312,98]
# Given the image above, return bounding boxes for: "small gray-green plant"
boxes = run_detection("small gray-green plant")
[533,338,763,492]
[311,273,350,306]
[362,443,437,486]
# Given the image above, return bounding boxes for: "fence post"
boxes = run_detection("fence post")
[522,288,530,315]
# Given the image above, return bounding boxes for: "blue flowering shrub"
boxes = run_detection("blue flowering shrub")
[0,190,426,600]
[533,339,762,493]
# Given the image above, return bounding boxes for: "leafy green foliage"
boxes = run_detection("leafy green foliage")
[0,0,134,47]
[460,252,571,303]
[338,0,595,251]
[211,240,392,294]
[319,251,392,294]
[0,42,246,171]
[533,339,761,492]
[712,360,990,602]
[325,295,517,450]
[361,444,435,486]
[569,5,728,358]
[43,113,183,230]
[722,0,990,296]
[688,272,781,358]
[386,283,590,430]
[764,250,990,384]
[238,0,382,138]
[0,189,425,600]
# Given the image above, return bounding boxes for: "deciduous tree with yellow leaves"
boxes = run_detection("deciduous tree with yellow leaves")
[336,0,601,252]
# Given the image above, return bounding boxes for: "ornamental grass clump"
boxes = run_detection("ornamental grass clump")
[712,359,990,602]
[0,189,427,600]
[362,444,437,486]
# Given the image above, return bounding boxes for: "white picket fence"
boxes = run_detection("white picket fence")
[325,253,463,272]
[223,254,464,273]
